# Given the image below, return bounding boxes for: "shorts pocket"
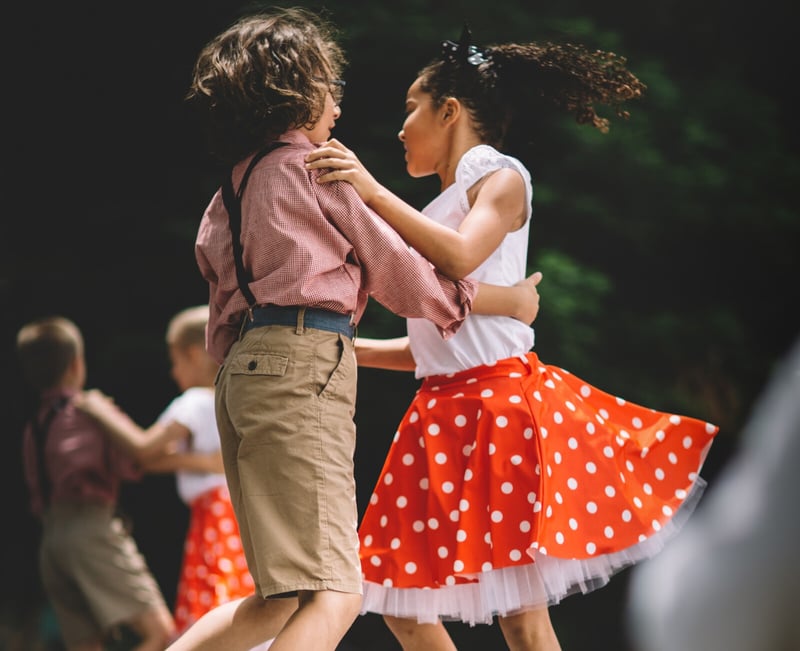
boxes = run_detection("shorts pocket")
[228,352,289,377]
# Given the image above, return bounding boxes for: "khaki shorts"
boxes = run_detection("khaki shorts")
[39,503,168,647]
[215,323,362,597]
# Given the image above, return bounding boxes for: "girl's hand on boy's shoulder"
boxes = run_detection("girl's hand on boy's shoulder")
[305,139,381,204]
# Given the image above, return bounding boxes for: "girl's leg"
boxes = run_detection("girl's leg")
[498,608,561,651]
[383,615,458,651]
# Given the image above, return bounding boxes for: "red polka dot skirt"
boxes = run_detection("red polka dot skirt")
[359,353,718,625]
[174,484,255,634]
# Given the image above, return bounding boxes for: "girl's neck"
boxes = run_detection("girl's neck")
[438,132,485,191]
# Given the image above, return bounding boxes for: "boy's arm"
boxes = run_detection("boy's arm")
[474,272,542,325]
[355,336,415,371]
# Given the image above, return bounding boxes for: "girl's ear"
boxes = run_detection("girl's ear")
[441,97,461,125]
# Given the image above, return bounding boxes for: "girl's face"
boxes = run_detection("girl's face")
[302,85,342,143]
[398,77,447,178]
[168,344,201,392]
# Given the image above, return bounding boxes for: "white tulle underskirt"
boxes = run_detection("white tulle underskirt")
[361,476,706,626]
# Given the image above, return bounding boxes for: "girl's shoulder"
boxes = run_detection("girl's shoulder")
[456,145,531,190]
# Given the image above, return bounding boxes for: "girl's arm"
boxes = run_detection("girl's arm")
[74,389,189,463]
[355,336,415,371]
[306,139,527,280]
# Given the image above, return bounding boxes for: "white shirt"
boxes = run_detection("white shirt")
[157,386,227,504]
[408,145,535,378]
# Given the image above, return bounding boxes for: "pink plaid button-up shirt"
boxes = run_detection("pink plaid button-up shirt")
[196,130,477,363]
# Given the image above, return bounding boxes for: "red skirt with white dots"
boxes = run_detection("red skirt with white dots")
[358,352,718,625]
[173,484,255,634]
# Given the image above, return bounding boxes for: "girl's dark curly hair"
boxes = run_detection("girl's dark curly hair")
[186,7,346,165]
[420,36,645,157]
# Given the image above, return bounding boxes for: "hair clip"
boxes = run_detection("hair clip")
[441,23,489,66]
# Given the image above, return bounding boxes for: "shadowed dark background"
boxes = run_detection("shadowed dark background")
[2,0,797,648]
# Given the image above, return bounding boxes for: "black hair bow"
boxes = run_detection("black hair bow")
[441,23,489,66]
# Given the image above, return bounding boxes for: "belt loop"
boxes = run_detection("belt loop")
[238,312,249,340]
[296,307,306,335]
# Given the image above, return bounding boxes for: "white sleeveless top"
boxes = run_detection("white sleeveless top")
[408,145,535,379]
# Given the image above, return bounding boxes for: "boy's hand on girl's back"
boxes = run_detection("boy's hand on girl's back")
[73,388,118,418]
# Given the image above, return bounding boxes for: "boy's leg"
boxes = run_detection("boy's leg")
[167,596,297,651]
[123,602,177,651]
[498,608,562,651]
[269,590,361,651]
[383,616,457,651]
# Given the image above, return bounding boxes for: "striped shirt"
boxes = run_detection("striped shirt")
[196,130,477,363]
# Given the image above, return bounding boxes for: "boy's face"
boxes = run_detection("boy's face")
[301,88,342,144]
[168,344,200,392]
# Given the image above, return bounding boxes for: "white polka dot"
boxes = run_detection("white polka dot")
[527,492,537,504]
[489,443,497,455]
[643,483,653,495]
[370,494,378,505]
[435,452,447,464]
[405,562,417,574]
[384,473,394,485]
[501,482,513,494]
[603,446,614,458]
[524,427,534,439]
[586,462,597,474]
[445,576,456,585]
[605,486,616,498]
[622,509,632,522]
[633,496,643,508]
[545,505,553,517]
[565,400,576,412]
[442,481,454,494]
[586,542,597,554]
[567,477,578,490]
[363,534,373,546]
[459,499,470,511]
[540,426,548,439]
[596,414,606,425]
[402,453,414,466]
[555,491,563,504]
[545,379,556,389]
[520,520,531,532]
[641,447,650,458]
[655,468,665,481]
[455,414,467,427]
[705,422,716,434]
[546,464,553,477]
[418,436,425,448]
[675,488,687,499]
[464,469,473,481]
[419,477,429,490]
[484,532,492,544]
[370,556,381,566]
[668,452,678,465]
[586,501,598,514]
[511,454,523,465]
[456,529,468,542]
[533,390,543,402]
[453,560,465,572]
[652,520,662,532]
[604,526,615,538]
[669,415,681,425]
[438,546,449,558]
[412,521,425,533]
[599,408,610,419]
[632,416,643,428]
[580,385,592,397]
[586,422,596,435]
[615,397,626,406]
[428,423,441,436]
[481,562,493,572]
[510,549,522,561]
[662,505,673,517]
[656,430,666,442]
[626,460,635,472]
[533,501,542,513]
[553,411,564,424]
[683,436,693,449]
[428,518,440,529]
[496,415,509,428]
[480,389,494,398]
[396,496,408,508]
[509,394,522,404]
[390,538,401,550]
[569,518,579,530]
[491,511,504,523]
[449,510,459,522]
[554,451,562,464]
[555,532,565,544]
[616,435,626,446]
[380,515,388,527]
[552,370,562,381]
[427,398,437,409]
[409,411,419,423]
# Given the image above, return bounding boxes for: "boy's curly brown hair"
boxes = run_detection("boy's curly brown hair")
[186,7,346,165]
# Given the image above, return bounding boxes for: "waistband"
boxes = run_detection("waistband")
[242,305,356,339]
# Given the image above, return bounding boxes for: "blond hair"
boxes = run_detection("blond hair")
[166,305,209,350]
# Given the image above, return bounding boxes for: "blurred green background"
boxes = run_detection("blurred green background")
[2,0,797,648]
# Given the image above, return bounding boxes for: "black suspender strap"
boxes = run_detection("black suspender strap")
[31,396,69,508]
[221,142,288,316]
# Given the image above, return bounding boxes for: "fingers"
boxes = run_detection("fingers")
[529,271,543,285]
